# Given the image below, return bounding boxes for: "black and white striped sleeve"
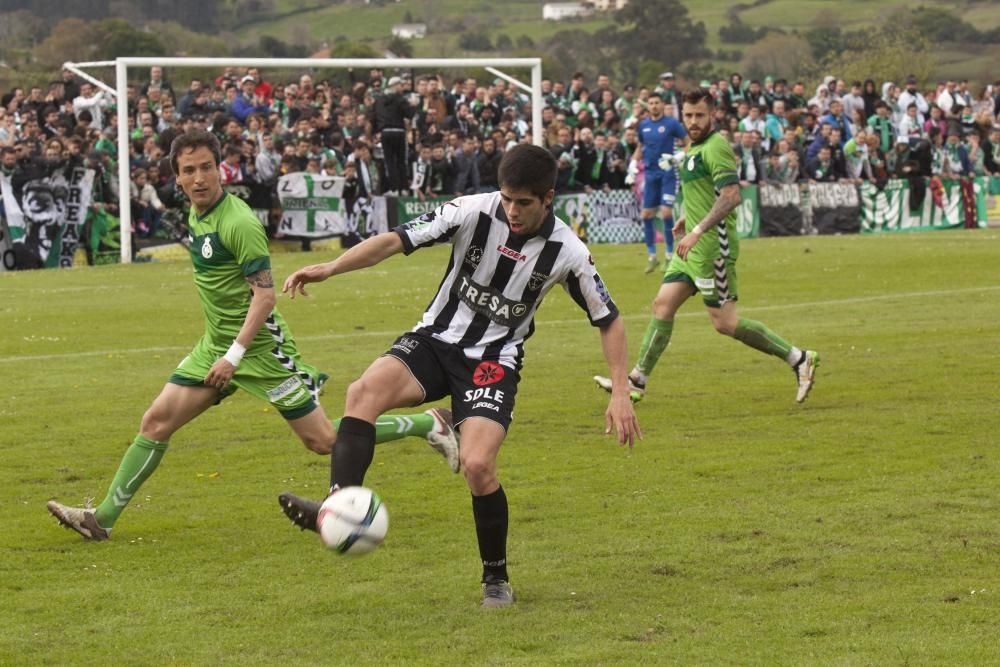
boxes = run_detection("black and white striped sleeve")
[394,198,466,255]
[561,248,619,328]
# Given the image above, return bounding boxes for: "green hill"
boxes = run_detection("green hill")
[227,0,999,85]
[2,0,997,89]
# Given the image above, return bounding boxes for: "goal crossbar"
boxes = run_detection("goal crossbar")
[67,56,543,264]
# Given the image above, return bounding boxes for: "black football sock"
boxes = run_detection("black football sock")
[331,416,376,492]
[472,486,509,584]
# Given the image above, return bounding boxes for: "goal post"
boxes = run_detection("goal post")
[67,56,543,264]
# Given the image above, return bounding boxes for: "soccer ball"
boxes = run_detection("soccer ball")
[317,486,389,555]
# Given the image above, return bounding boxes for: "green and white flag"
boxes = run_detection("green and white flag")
[277,172,345,237]
[859,178,982,232]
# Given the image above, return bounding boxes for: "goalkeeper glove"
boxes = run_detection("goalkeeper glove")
[625,159,639,185]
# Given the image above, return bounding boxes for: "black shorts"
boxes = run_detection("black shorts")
[383,331,519,432]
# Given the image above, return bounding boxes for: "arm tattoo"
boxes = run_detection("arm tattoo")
[245,269,274,289]
[696,185,741,233]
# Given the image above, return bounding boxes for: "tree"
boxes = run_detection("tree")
[718,20,768,44]
[0,10,50,49]
[909,7,980,43]
[739,33,814,82]
[329,40,378,59]
[802,26,843,63]
[458,31,492,52]
[386,35,413,58]
[516,35,535,49]
[811,25,935,93]
[149,20,229,57]
[543,28,619,82]
[495,34,512,51]
[94,18,166,59]
[609,0,711,81]
[34,18,101,67]
[247,35,308,59]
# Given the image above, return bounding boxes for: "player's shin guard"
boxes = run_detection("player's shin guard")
[331,416,376,491]
[635,317,674,380]
[94,434,168,529]
[472,486,509,584]
[333,413,435,444]
[733,318,795,361]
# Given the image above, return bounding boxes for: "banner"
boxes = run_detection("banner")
[0,163,94,268]
[0,216,14,272]
[344,196,388,239]
[675,185,760,240]
[551,192,589,240]
[859,177,987,233]
[224,181,273,226]
[277,172,345,237]
[989,176,1000,196]
[587,189,644,243]
[393,191,645,243]
[758,183,803,237]
[735,185,760,239]
[986,176,1000,222]
[393,195,452,229]
[809,182,861,234]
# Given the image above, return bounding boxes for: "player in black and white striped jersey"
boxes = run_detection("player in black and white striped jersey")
[278,144,641,608]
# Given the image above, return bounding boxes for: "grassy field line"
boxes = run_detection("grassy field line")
[4,284,997,365]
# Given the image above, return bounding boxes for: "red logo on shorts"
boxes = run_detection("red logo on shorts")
[473,361,505,386]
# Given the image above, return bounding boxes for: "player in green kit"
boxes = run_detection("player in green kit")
[595,88,819,403]
[47,130,458,541]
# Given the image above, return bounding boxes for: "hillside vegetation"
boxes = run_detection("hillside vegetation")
[1,0,997,88]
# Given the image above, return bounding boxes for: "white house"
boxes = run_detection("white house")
[391,23,427,39]
[592,0,628,9]
[543,2,594,21]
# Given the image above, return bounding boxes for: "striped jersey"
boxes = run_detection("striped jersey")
[394,192,618,369]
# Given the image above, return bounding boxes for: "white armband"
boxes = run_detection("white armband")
[223,341,246,367]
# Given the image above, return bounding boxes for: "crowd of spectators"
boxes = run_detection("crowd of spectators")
[1,65,998,242]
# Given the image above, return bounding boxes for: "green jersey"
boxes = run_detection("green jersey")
[187,193,273,354]
[679,131,741,263]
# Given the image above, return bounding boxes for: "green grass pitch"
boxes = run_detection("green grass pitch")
[2,230,999,664]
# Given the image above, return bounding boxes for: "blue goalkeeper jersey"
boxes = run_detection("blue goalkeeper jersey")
[638,115,687,171]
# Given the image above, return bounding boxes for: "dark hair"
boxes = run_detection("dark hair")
[498,144,557,200]
[647,92,663,102]
[169,129,221,175]
[682,87,715,108]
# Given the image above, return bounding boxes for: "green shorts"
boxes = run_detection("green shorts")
[663,253,739,308]
[169,331,326,420]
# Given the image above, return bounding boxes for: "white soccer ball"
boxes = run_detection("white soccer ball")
[317,486,389,555]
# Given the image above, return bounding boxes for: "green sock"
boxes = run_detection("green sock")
[635,317,674,378]
[333,413,435,444]
[733,318,798,363]
[94,434,168,529]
